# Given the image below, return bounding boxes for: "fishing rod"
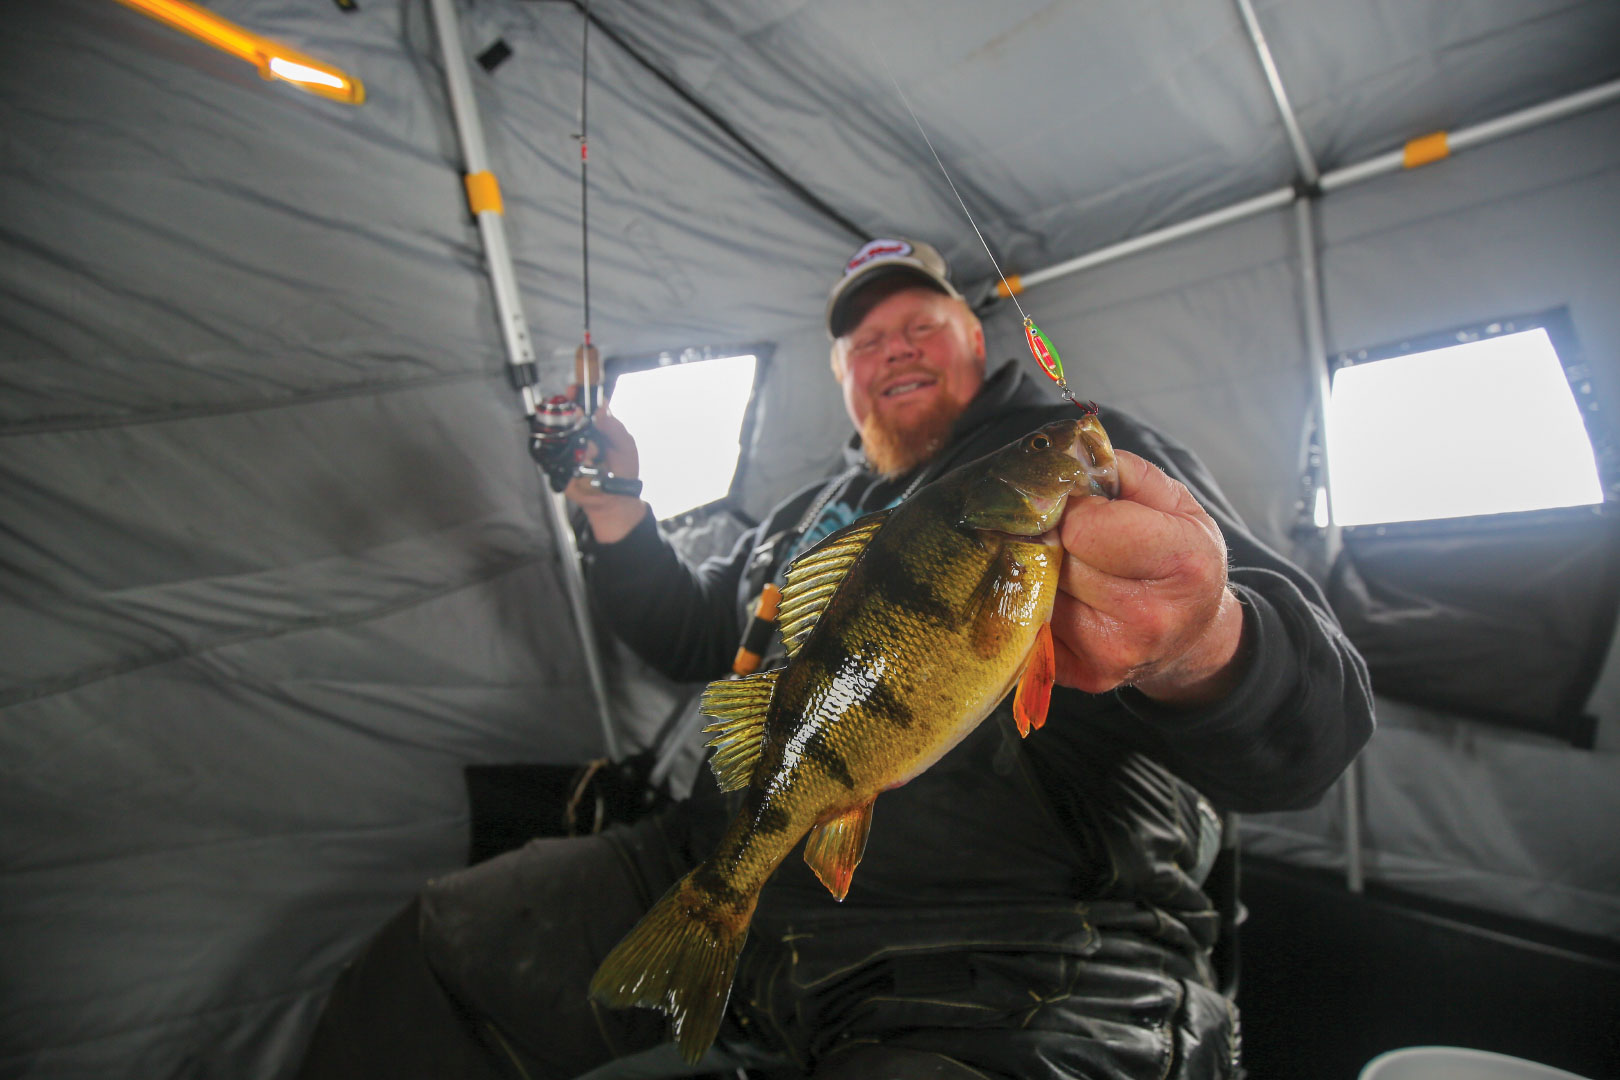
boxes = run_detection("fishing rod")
[528,2,640,498]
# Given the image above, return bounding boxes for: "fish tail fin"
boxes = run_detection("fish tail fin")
[589,872,753,1065]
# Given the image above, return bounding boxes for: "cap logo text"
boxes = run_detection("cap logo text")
[845,239,913,275]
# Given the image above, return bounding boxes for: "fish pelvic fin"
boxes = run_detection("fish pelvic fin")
[700,670,778,792]
[803,797,876,902]
[778,509,890,657]
[589,872,754,1065]
[1014,622,1055,738]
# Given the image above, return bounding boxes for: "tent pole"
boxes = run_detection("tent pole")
[1235,0,1364,894]
[1233,0,1319,186]
[1293,196,1361,893]
[426,0,534,376]
[1000,76,1620,296]
[428,0,621,761]
[1321,78,1620,193]
[1011,186,1295,292]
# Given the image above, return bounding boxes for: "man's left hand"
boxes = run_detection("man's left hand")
[1051,450,1247,707]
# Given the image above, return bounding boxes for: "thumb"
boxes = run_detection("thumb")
[1111,451,1203,518]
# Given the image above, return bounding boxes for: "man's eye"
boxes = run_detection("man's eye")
[910,321,942,337]
[851,339,880,355]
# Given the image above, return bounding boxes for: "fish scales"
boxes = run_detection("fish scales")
[590,415,1120,1063]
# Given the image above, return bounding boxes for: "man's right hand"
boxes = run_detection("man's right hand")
[563,403,649,544]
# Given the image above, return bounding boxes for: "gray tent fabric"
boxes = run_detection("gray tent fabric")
[0,4,613,1075]
[1242,696,1620,942]
[3,0,1620,1076]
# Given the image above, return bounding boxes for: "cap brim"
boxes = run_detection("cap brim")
[826,264,957,338]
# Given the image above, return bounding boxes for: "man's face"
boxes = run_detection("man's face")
[832,286,986,436]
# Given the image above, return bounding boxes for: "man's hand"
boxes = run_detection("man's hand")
[1051,451,1247,707]
[563,403,649,544]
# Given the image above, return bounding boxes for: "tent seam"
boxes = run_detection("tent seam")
[0,550,551,710]
[0,367,502,438]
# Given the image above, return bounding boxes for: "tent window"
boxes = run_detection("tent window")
[1325,311,1611,530]
[605,347,768,521]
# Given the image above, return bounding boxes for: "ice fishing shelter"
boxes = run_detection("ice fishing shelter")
[3,1,1619,1077]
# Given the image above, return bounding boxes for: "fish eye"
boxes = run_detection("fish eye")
[1029,434,1051,451]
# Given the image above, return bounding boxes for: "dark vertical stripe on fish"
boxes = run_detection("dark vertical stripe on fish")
[689,862,747,908]
[863,676,917,729]
[860,542,958,626]
[802,729,857,789]
[749,796,793,837]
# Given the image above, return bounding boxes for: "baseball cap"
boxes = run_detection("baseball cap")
[825,237,963,338]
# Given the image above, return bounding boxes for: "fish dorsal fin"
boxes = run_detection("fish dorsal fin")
[803,797,876,902]
[777,510,891,658]
[700,670,778,792]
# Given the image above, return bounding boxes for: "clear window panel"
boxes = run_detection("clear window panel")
[608,354,757,520]
[1326,328,1601,526]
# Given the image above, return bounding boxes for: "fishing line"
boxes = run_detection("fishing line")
[876,54,1092,413]
[577,2,592,352]
[880,59,1029,326]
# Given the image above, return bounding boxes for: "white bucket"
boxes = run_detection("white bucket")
[1358,1046,1593,1080]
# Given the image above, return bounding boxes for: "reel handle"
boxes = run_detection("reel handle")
[578,467,642,497]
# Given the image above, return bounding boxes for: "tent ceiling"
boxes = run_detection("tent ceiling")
[582,0,1620,291]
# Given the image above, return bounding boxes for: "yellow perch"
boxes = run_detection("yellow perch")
[590,414,1119,1062]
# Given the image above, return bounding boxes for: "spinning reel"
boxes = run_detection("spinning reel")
[527,344,642,497]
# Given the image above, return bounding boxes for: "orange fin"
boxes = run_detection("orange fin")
[1013,622,1055,739]
[802,798,875,902]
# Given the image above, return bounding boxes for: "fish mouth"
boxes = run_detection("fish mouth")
[1070,413,1121,499]
[982,481,1075,536]
[1022,490,1069,522]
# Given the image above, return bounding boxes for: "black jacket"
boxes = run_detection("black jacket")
[587,361,1373,815]
[583,363,1373,1074]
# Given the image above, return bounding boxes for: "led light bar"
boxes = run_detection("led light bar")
[114,0,365,105]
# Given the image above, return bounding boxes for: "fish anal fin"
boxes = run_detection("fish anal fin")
[700,671,777,791]
[1013,622,1055,739]
[778,509,891,657]
[802,798,876,902]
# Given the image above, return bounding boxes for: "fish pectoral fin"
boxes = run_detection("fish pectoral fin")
[1013,622,1056,739]
[803,798,876,902]
[778,509,891,657]
[968,546,1043,658]
[700,670,778,791]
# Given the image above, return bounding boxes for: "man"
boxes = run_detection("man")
[298,238,1373,1080]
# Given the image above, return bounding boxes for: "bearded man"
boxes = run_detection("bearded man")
[299,237,1372,1080]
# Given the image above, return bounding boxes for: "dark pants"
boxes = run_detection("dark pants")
[296,813,992,1079]
[298,808,1237,1079]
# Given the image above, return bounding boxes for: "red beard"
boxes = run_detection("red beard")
[858,392,968,478]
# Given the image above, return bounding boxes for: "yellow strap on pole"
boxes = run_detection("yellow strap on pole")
[996,274,1024,299]
[1402,131,1450,169]
[464,171,504,215]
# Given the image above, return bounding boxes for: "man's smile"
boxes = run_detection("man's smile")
[879,373,939,400]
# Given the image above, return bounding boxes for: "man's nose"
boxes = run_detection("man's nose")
[879,329,918,362]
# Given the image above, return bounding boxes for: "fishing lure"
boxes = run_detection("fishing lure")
[1021,316,1097,415]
